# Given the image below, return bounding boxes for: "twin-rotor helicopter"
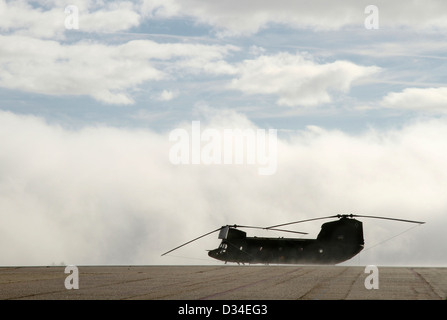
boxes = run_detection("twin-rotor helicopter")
[161,214,425,265]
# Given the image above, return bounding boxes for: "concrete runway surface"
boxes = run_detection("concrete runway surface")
[0,265,446,300]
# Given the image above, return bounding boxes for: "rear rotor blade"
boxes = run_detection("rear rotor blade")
[161,227,223,256]
[267,214,425,230]
[350,214,425,224]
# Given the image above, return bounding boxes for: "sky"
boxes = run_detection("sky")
[1,0,447,267]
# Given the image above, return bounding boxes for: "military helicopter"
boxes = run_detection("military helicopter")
[161,214,425,265]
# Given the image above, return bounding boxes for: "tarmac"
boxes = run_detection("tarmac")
[0,265,446,300]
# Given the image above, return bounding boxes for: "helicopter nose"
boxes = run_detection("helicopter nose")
[208,249,219,258]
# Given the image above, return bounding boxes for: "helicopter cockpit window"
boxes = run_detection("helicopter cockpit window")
[219,243,228,253]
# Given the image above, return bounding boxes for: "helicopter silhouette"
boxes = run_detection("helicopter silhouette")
[161,214,425,265]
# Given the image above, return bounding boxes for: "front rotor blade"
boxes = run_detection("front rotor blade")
[161,227,223,256]
[266,215,339,229]
[234,225,308,235]
[233,225,267,230]
[267,228,308,235]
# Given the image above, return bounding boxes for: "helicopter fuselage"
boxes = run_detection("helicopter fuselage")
[162,214,424,265]
[208,218,365,264]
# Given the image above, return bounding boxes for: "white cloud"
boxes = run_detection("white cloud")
[141,0,447,36]
[229,52,380,107]
[0,36,159,105]
[140,0,181,18]
[0,35,238,104]
[142,0,363,36]
[0,0,64,38]
[1,110,446,266]
[79,1,141,33]
[156,90,177,101]
[0,0,141,39]
[381,87,447,113]
[3,0,447,41]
